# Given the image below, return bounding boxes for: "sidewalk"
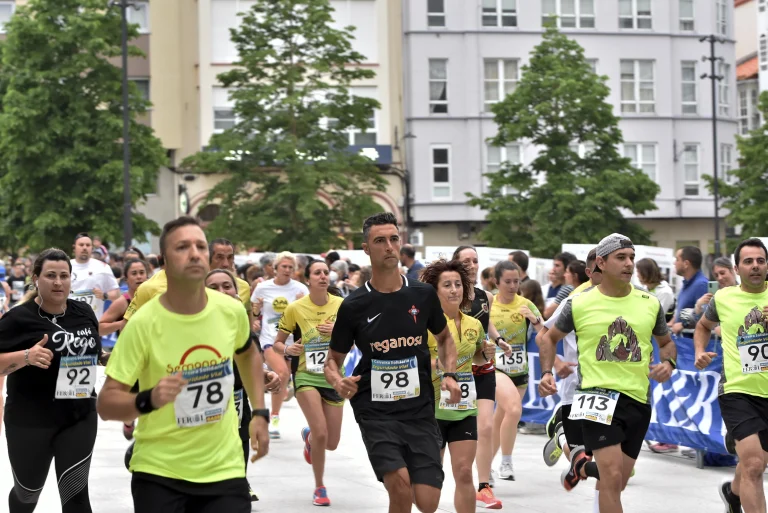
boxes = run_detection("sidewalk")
[0,396,761,512]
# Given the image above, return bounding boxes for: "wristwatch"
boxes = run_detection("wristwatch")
[442,372,458,381]
[252,408,270,421]
[494,336,505,346]
[664,358,677,369]
[532,316,542,326]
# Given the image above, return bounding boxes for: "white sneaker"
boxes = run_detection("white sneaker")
[499,461,515,481]
[269,415,281,439]
[489,469,497,488]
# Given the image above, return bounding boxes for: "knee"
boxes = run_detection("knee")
[477,419,493,440]
[741,456,766,481]
[414,493,440,513]
[385,473,412,503]
[599,466,623,491]
[312,428,329,448]
[453,460,474,485]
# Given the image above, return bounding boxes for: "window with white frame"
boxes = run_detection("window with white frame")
[739,85,751,134]
[619,0,652,29]
[427,0,445,27]
[348,87,377,145]
[429,59,448,114]
[751,86,760,129]
[683,143,700,196]
[620,60,655,113]
[431,146,452,199]
[329,1,378,62]
[761,34,767,72]
[623,143,657,182]
[211,0,256,63]
[718,62,730,116]
[720,143,734,184]
[681,61,697,114]
[542,0,595,29]
[127,1,150,33]
[213,87,236,133]
[130,79,150,101]
[0,2,14,33]
[679,0,694,31]
[569,142,594,157]
[484,59,519,109]
[716,0,727,36]
[486,144,521,194]
[482,0,517,27]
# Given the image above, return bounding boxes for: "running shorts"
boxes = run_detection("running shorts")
[495,370,528,388]
[560,404,585,450]
[474,372,496,401]
[131,473,250,513]
[581,393,651,459]
[437,416,478,449]
[719,393,768,452]
[296,385,344,407]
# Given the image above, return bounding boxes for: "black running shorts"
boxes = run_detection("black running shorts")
[719,393,768,452]
[561,404,586,450]
[474,372,496,401]
[437,415,478,449]
[580,393,651,460]
[357,416,444,489]
[131,473,250,513]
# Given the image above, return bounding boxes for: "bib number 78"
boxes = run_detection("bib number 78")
[186,382,224,409]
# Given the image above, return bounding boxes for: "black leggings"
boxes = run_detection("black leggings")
[239,392,252,472]
[6,411,97,513]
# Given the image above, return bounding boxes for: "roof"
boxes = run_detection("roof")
[737,56,758,81]
[735,0,753,7]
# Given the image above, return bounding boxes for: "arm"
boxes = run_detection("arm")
[96,377,141,423]
[233,342,266,411]
[106,288,122,301]
[325,300,362,397]
[99,296,128,336]
[649,304,677,382]
[694,296,719,370]
[0,334,52,376]
[433,324,461,404]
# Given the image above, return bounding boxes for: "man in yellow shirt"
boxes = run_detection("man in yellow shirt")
[97,217,269,512]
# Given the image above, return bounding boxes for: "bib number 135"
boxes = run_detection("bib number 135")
[371,356,419,402]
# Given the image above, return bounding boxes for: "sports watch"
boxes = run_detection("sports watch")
[252,408,270,421]
[442,372,458,381]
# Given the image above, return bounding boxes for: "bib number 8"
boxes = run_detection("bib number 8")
[66,368,90,386]
[577,394,609,411]
[380,372,409,389]
[460,383,470,399]
[187,382,224,409]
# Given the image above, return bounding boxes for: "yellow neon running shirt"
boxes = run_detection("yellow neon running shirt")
[491,294,540,378]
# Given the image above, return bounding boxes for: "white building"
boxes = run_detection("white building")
[404,0,738,252]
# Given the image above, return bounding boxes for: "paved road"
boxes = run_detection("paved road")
[0,394,763,512]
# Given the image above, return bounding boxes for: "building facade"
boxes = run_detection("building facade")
[404,0,739,252]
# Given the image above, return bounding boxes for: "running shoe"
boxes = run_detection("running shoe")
[123,421,135,441]
[543,422,564,467]
[519,423,545,434]
[489,469,497,488]
[719,481,741,513]
[560,445,589,491]
[249,486,259,502]
[269,415,281,439]
[499,461,515,481]
[476,484,502,509]
[313,486,331,506]
[648,442,677,453]
[546,404,563,438]
[285,382,295,403]
[302,427,312,464]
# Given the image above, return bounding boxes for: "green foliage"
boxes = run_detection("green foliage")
[707,91,768,238]
[183,0,386,252]
[0,0,168,253]
[467,27,659,257]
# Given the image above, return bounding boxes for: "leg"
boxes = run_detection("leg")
[383,469,416,513]
[731,463,743,496]
[321,397,344,451]
[263,347,289,418]
[492,374,522,473]
[6,422,55,513]
[412,483,441,513]
[405,418,444,513]
[592,444,625,513]
[53,411,97,513]
[296,388,329,488]
[448,440,478,513]
[475,399,495,483]
[734,434,767,513]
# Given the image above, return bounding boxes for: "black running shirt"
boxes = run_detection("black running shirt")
[330,276,447,421]
[463,286,490,333]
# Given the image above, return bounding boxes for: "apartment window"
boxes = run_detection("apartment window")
[586,59,598,73]
[486,144,521,194]
[484,59,519,109]
[718,62,730,116]
[427,0,445,27]
[127,1,150,33]
[739,86,751,134]
[761,35,767,72]
[683,143,700,196]
[542,0,595,29]
[429,59,448,114]
[0,1,13,33]
[482,0,517,27]
[130,79,150,101]
[569,142,594,157]
[624,143,657,181]
[679,0,694,31]
[348,87,377,145]
[620,60,655,113]
[751,86,761,129]
[213,87,236,133]
[619,0,652,29]
[681,61,697,114]
[716,0,727,36]
[431,146,452,199]
[720,144,734,184]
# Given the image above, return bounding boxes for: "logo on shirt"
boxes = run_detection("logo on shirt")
[272,297,289,313]
[408,305,420,323]
[370,336,423,353]
[738,307,768,337]
[595,317,642,363]
[52,327,97,356]
[165,344,231,374]
[463,328,478,341]
[511,312,524,323]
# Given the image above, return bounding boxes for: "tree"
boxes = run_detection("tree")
[0,0,167,252]
[708,92,768,238]
[183,0,386,252]
[467,27,659,257]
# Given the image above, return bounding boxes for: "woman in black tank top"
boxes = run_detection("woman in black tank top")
[466,286,490,333]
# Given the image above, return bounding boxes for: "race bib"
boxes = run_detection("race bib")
[569,388,619,425]
[234,388,244,423]
[495,344,526,374]
[55,355,97,399]
[175,361,234,428]
[305,349,328,374]
[71,290,96,308]
[738,332,768,374]
[371,356,419,402]
[439,372,477,410]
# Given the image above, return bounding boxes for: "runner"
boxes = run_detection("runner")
[209,238,252,310]
[274,259,344,506]
[694,237,768,513]
[539,234,676,513]
[452,245,509,509]
[0,248,101,513]
[251,251,308,439]
[490,260,543,482]
[422,258,489,513]
[97,217,270,512]
[70,233,121,320]
[99,258,150,337]
[6,258,29,306]
[325,212,460,513]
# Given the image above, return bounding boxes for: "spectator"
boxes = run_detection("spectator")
[508,251,530,282]
[399,244,424,280]
[358,265,372,285]
[260,252,276,280]
[295,254,310,284]
[519,279,545,315]
[694,256,738,324]
[542,252,577,318]
[146,254,161,276]
[324,251,340,267]
[6,259,28,306]
[347,263,361,288]
[123,246,146,261]
[636,258,676,321]
[331,260,355,297]
[480,266,497,293]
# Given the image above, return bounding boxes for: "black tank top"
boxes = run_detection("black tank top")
[463,286,490,333]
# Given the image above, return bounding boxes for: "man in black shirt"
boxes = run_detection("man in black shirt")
[326,212,460,513]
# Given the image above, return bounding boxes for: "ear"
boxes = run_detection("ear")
[362,243,370,256]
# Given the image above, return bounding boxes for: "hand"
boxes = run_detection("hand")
[696,293,713,310]
[519,305,537,323]
[285,343,304,356]
[695,351,718,370]
[441,376,461,404]
[672,322,684,335]
[92,287,104,300]
[538,373,558,397]
[249,415,270,463]
[265,371,281,392]
[498,340,513,357]
[150,373,188,409]
[27,335,53,369]
[482,340,496,360]
[649,361,674,382]
[251,319,261,332]
[334,375,361,399]
[714,326,722,337]
[554,359,578,379]
[252,298,264,315]
[317,322,334,336]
